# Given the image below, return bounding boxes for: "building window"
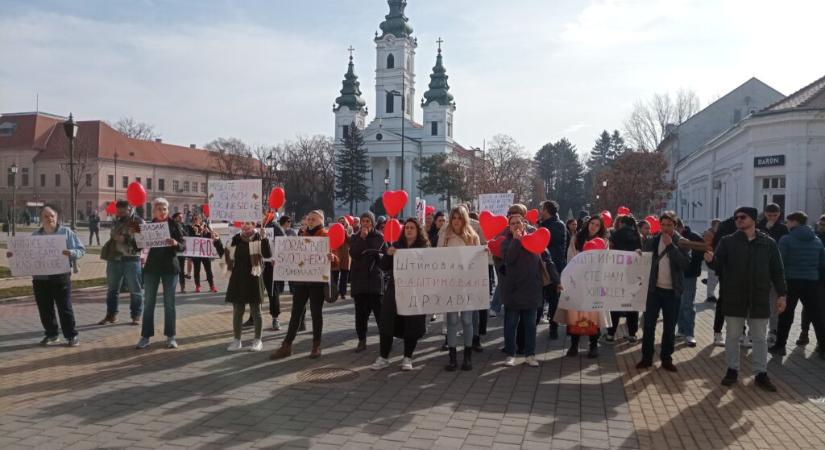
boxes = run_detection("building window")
[0,122,16,136]
[431,121,438,136]
[158,178,165,191]
[122,176,128,188]
[146,178,153,190]
[7,173,13,187]
[386,92,394,114]
[343,125,349,137]
[84,173,91,187]
[41,174,46,187]
[55,174,61,187]
[387,53,395,69]
[21,168,29,187]
[136,176,141,184]
[447,119,453,137]
[172,180,179,192]
[107,175,114,187]
[183,181,189,192]
[85,201,92,214]
[201,182,207,193]
[733,109,742,123]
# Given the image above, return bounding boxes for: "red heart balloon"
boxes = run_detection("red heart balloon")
[344,215,354,227]
[487,235,505,258]
[617,206,630,216]
[106,201,117,215]
[268,187,285,210]
[600,211,613,228]
[233,221,242,228]
[382,190,408,218]
[202,204,210,218]
[521,228,551,255]
[126,182,147,207]
[645,215,661,234]
[328,223,346,250]
[479,211,508,241]
[525,209,539,225]
[425,205,436,216]
[583,237,607,251]
[383,218,402,243]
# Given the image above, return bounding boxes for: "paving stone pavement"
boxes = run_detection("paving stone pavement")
[0,270,823,449]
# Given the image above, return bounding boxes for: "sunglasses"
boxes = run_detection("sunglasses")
[734,215,750,221]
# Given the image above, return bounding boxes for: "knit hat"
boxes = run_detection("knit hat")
[360,211,376,225]
[734,206,758,222]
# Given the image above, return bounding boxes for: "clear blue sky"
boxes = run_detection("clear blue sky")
[2,0,824,157]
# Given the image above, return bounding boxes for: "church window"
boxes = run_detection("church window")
[386,92,394,114]
[387,53,395,69]
[447,119,453,137]
[431,121,438,136]
[343,125,349,137]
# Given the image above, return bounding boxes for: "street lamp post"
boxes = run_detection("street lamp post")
[387,78,405,214]
[8,164,17,236]
[384,176,390,192]
[63,114,79,231]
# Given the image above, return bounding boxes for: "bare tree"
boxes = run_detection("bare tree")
[479,134,535,205]
[270,136,335,218]
[205,137,256,179]
[113,117,161,140]
[624,89,700,152]
[61,132,99,218]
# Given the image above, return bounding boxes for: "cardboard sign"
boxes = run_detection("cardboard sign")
[478,193,515,216]
[7,235,71,276]
[558,250,652,311]
[415,197,426,226]
[136,222,171,249]
[393,246,489,316]
[271,236,330,282]
[207,179,262,222]
[181,237,220,258]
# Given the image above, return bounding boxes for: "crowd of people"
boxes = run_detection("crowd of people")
[11,196,825,392]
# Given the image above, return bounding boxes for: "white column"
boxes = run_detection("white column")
[387,156,396,190]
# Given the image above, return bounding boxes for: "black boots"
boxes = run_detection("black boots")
[445,347,458,371]
[472,335,483,353]
[461,347,473,371]
[549,323,559,340]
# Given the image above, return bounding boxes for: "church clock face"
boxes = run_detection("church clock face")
[376,133,383,141]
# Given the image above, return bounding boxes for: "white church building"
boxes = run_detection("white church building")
[332,0,470,218]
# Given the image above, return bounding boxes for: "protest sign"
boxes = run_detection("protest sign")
[7,235,71,276]
[415,197,426,225]
[271,236,330,282]
[558,250,652,311]
[135,222,171,249]
[181,237,220,258]
[393,246,489,315]
[478,193,515,216]
[207,179,262,222]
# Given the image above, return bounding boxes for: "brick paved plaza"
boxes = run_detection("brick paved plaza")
[1,269,824,450]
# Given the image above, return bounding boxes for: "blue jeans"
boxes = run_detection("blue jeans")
[725,316,768,373]
[504,308,537,357]
[141,272,177,339]
[105,259,144,318]
[641,288,679,363]
[677,276,698,336]
[446,311,474,347]
[490,284,502,313]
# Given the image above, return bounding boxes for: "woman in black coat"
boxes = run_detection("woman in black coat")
[606,215,642,342]
[224,222,272,352]
[349,211,388,352]
[370,218,429,371]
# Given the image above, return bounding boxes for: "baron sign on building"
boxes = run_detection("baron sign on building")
[754,155,785,168]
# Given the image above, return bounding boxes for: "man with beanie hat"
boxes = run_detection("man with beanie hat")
[705,206,787,392]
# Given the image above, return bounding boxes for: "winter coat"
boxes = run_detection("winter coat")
[143,217,186,275]
[757,219,789,243]
[539,215,568,271]
[500,235,544,310]
[104,213,145,260]
[778,225,825,281]
[644,233,690,297]
[225,231,272,304]
[349,229,387,296]
[609,227,642,252]
[378,238,427,340]
[708,230,787,319]
[332,227,352,271]
[681,227,704,278]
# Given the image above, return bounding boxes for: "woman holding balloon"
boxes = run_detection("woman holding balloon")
[349,211,388,352]
[330,217,352,301]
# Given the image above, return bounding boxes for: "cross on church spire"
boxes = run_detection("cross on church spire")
[436,37,443,53]
[347,45,355,60]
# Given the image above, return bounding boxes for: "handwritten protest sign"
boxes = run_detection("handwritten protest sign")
[558,250,652,311]
[181,237,220,258]
[136,222,171,249]
[478,193,515,216]
[415,197,426,226]
[271,237,330,282]
[207,179,262,222]
[393,246,489,316]
[7,235,71,276]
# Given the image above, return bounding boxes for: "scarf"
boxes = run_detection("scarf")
[225,232,263,277]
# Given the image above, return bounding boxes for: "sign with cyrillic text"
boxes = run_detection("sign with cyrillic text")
[181,237,220,258]
[271,237,330,282]
[478,193,515,217]
[207,179,262,222]
[136,222,171,249]
[558,250,652,311]
[393,246,489,315]
[8,235,71,276]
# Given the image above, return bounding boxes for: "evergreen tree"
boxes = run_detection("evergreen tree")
[610,129,630,156]
[534,138,586,213]
[417,154,467,210]
[334,122,370,214]
[587,130,616,171]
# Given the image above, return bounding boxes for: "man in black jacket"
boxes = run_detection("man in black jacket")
[637,212,690,372]
[757,203,789,345]
[538,200,567,339]
[705,206,787,392]
[676,219,704,347]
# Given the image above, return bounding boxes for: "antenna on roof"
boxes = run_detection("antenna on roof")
[36,93,39,113]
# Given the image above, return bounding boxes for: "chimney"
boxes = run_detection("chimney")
[155,138,162,143]
[190,144,196,149]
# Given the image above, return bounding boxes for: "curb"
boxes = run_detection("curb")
[0,285,108,305]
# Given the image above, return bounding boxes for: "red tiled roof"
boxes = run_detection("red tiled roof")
[762,73,825,111]
[0,112,65,150]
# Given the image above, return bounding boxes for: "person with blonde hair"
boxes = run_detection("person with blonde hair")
[439,205,481,371]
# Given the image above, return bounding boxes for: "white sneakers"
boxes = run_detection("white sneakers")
[249,339,263,352]
[166,337,178,349]
[371,357,390,371]
[713,333,725,347]
[539,318,550,325]
[525,355,539,367]
[401,357,413,371]
[685,336,697,347]
[227,339,243,352]
[505,357,517,367]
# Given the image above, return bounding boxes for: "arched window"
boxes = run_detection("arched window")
[386,53,395,69]
[386,92,394,114]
